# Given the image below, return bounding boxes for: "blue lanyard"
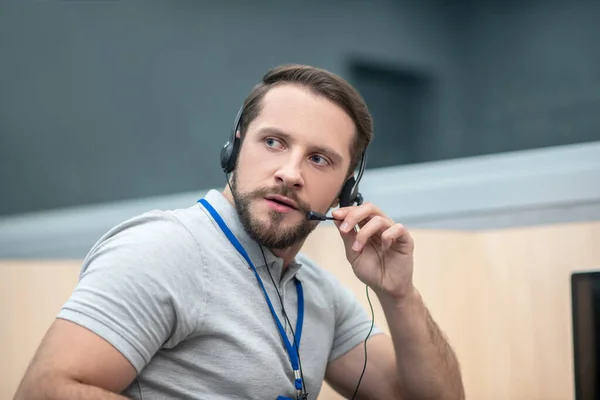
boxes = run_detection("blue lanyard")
[199,199,305,393]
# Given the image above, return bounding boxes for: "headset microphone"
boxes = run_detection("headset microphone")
[306,211,337,221]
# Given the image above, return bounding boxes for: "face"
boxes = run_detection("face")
[231,84,355,249]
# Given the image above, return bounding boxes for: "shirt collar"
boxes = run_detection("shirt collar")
[198,189,303,278]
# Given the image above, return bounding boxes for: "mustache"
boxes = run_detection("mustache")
[251,186,311,212]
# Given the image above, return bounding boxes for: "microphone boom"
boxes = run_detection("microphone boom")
[306,211,336,221]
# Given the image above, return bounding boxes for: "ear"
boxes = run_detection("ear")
[235,130,241,139]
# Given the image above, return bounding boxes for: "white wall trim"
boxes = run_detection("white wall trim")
[359,141,600,220]
[2,141,600,258]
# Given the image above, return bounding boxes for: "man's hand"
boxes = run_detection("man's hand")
[332,202,465,400]
[332,202,415,300]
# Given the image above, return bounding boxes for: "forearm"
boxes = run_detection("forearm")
[378,287,464,400]
[14,376,130,400]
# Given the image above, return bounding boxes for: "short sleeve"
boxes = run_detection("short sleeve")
[57,211,206,373]
[328,281,384,362]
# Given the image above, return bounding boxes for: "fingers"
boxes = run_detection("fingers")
[331,205,356,220]
[351,215,391,252]
[381,223,413,252]
[333,219,358,253]
[332,202,392,234]
[332,202,414,254]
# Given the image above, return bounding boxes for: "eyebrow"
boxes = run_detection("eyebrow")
[258,127,344,165]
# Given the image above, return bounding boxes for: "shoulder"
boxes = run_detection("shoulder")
[81,205,208,278]
[59,207,211,369]
[74,205,211,328]
[93,207,198,250]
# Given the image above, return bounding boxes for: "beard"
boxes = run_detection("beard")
[231,174,319,249]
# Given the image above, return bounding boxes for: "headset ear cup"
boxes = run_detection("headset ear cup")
[222,105,244,174]
[338,177,356,207]
[229,138,240,171]
[220,138,240,174]
[220,141,233,173]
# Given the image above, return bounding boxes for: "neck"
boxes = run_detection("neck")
[272,241,305,270]
[222,184,305,270]
[223,183,234,204]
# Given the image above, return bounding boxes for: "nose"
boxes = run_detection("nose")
[274,156,305,189]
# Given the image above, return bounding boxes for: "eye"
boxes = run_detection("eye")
[310,154,330,166]
[265,137,284,149]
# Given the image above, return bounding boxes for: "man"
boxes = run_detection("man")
[14,64,464,400]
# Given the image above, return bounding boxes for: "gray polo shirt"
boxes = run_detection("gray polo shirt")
[57,189,381,399]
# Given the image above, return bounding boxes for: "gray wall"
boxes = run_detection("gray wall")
[462,0,600,156]
[0,0,459,216]
[3,0,599,218]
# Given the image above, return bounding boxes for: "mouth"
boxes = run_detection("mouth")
[264,195,298,211]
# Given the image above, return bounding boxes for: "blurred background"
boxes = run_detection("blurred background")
[1,1,600,399]
[1,0,600,256]
[1,0,600,258]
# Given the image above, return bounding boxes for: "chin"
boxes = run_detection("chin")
[243,209,317,249]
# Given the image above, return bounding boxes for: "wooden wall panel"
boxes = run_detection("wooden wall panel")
[0,261,81,400]
[303,221,600,400]
[464,222,600,400]
[2,221,600,399]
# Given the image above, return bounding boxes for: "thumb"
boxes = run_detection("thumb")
[334,219,358,256]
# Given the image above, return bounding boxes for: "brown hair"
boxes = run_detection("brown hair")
[238,64,373,174]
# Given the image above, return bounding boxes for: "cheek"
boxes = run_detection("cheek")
[236,147,257,176]
[309,175,346,207]
[234,168,258,191]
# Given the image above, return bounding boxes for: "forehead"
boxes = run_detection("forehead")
[248,84,356,160]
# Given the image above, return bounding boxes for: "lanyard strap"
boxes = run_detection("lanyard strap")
[199,199,304,376]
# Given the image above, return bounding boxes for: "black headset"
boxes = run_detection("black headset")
[220,105,366,208]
